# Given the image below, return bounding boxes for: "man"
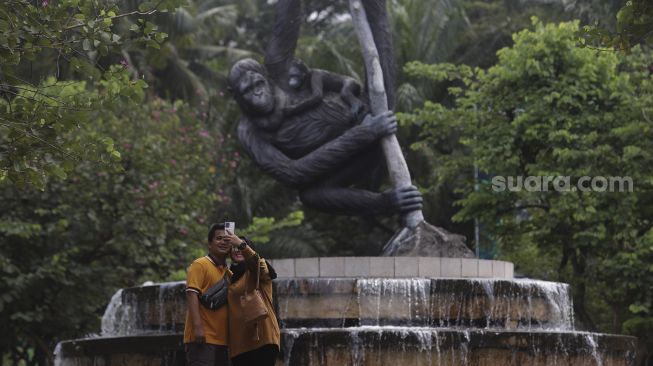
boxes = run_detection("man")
[184,223,244,366]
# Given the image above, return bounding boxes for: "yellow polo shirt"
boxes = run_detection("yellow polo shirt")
[183,256,230,345]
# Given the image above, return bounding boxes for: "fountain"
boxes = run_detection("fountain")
[54,256,636,365]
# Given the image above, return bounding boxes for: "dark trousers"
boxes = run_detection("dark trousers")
[185,343,230,366]
[231,344,279,366]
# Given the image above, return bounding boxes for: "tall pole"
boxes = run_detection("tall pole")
[348,0,424,228]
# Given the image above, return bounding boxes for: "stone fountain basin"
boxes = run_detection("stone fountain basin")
[104,277,574,335]
[55,328,636,366]
[276,278,573,330]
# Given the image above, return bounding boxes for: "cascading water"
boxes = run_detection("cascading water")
[274,277,634,365]
[54,260,637,366]
[101,289,134,336]
[356,278,431,326]
[275,277,575,331]
[99,281,186,337]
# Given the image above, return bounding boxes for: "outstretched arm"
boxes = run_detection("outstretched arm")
[315,69,365,115]
[239,243,274,282]
[319,70,363,108]
[264,0,302,86]
[237,113,396,188]
[226,236,274,282]
[316,70,361,96]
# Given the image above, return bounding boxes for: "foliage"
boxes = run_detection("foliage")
[3,2,652,365]
[402,17,653,348]
[117,0,255,103]
[0,90,231,365]
[578,0,653,50]
[0,0,182,188]
[165,210,305,281]
[240,210,304,244]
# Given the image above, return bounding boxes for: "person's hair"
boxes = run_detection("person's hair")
[207,223,226,242]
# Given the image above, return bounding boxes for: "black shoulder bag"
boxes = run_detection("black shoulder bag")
[199,256,230,310]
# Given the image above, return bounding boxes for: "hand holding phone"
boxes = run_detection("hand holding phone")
[224,222,235,236]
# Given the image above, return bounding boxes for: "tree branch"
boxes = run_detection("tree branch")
[64,0,165,31]
[348,0,424,227]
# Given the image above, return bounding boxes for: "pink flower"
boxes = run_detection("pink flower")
[219,91,225,97]
[170,159,177,166]
[199,130,210,138]
[179,227,188,236]
[120,59,129,68]
[41,0,48,7]
[123,143,133,150]
[229,161,237,169]
[152,110,161,120]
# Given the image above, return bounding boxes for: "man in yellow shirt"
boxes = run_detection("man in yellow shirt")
[184,223,242,366]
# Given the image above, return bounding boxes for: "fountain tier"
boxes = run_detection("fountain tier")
[56,257,637,366]
[100,277,574,336]
[55,328,635,366]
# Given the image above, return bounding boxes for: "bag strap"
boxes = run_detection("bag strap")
[206,255,230,283]
[244,253,262,295]
[255,254,261,290]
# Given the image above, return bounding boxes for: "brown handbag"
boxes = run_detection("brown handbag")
[239,256,268,324]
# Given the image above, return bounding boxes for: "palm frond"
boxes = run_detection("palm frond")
[172,8,198,35]
[196,5,238,22]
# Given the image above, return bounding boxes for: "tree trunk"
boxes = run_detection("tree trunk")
[348,0,423,228]
[348,0,473,258]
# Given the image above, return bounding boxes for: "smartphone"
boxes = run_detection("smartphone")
[224,222,235,236]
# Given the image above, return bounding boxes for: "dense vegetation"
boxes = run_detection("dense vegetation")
[402,18,653,359]
[0,0,651,365]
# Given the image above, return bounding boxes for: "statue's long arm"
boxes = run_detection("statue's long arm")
[238,118,379,188]
[317,69,362,106]
[264,0,302,85]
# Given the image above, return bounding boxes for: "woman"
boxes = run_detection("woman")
[227,236,280,366]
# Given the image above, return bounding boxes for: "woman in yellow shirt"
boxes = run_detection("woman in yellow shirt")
[227,238,280,366]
